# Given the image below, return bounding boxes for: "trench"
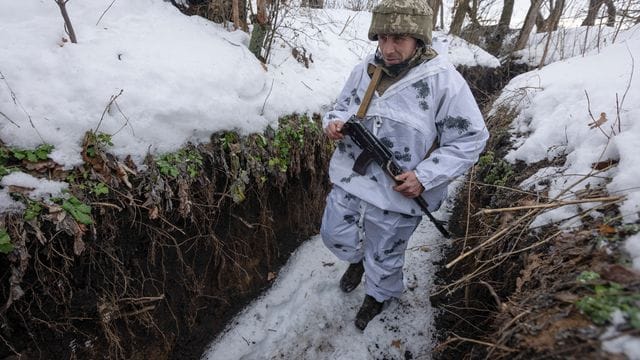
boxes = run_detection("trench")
[0,61,528,360]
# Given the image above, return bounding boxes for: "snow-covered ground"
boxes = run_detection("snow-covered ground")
[203,201,452,359]
[2,0,640,358]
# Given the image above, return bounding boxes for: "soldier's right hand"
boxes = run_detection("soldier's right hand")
[324,120,345,140]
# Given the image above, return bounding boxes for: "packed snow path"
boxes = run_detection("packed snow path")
[203,205,451,359]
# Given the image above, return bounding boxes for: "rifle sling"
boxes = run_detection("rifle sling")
[356,66,383,119]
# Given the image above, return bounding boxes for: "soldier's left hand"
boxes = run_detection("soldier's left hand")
[393,171,425,198]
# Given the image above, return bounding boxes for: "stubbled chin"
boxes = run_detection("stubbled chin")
[384,59,400,65]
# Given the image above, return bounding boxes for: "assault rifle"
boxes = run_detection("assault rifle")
[341,117,451,238]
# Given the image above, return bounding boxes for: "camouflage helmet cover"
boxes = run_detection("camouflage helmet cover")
[368,0,433,45]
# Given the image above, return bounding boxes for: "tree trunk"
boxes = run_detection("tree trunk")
[249,0,269,61]
[514,0,545,50]
[604,0,616,26]
[469,0,480,25]
[428,0,442,29]
[302,0,324,8]
[582,0,604,26]
[547,0,565,31]
[486,0,515,54]
[535,9,545,32]
[537,0,564,32]
[449,0,469,35]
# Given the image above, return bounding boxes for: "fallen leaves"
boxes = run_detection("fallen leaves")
[588,112,607,129]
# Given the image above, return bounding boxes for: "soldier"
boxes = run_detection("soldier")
[321,0,489,330]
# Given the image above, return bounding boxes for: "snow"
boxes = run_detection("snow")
[601,310,640,360]
[0,2,496,171]
[0,172,68,204]
[514,25,640,66]
[626,233,640,271]
[495,25,640,225]
[2,0,640,358]
[203,202,451,359]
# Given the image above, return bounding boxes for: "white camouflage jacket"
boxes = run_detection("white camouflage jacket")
[323,53,489,216]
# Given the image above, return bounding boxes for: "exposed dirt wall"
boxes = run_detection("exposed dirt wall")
[432,65,640,359]
[0,114,331,360]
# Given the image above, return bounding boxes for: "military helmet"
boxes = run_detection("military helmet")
[368,0,433,45]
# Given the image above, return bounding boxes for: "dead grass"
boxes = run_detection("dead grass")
[432,98,640,360]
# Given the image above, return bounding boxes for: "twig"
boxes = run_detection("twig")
[118,295,164,303]
[474,196,624,216]
[449,332,516,352]
[96,89,124,133]
[260,79,275,115]
[0,70,44,142]
[619,43,634,114]
[463,168,476,250]
[0,333,19,356]
[96,0,118,26]
[54,0,78,44]
[338,14,354,36]
[112,98,135,136]
[91,202,123,211]
[118,305,156,318]
[445,209,536,269]
[0,110,19,127]
[479,280,502,309]
[584,90,609,138]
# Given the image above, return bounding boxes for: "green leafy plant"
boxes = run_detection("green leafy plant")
[220,132,239,151]
[156,149,203,178]
[0,229,13,254]
[85,132,113,157]
[11,144,54,163]
[91,182,109,196]
[24,200,42,221]
[575,275,640,328]
[62,196,93,225]
[266,115,312,173]
[478,151,513,186]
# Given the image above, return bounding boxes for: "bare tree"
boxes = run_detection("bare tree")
[535,0,565,32]
[486,0,516,54]
[546,0,565,31]
[427,0,443,29]
[302,0,324,8]
[450,0,470,35]
[54,0,77,43]
[514,0,545,50]
[582,0,617,26]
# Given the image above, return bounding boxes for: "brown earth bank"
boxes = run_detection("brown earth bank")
[0,114,331,360]
[432,70,640,359]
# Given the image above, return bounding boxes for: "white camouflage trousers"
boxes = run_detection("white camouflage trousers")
[320,186,422,302]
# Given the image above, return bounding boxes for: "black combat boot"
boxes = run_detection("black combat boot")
[340,261,365,293]
[355,294,384,330]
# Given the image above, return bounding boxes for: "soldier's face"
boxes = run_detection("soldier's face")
[378,34,418,66]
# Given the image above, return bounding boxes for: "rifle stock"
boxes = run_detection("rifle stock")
[341,117,451,238]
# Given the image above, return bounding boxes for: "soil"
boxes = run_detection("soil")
[431,63,640,359]
[0,115,331,360]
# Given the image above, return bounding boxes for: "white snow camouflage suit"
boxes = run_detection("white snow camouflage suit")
[320,52,489,302]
